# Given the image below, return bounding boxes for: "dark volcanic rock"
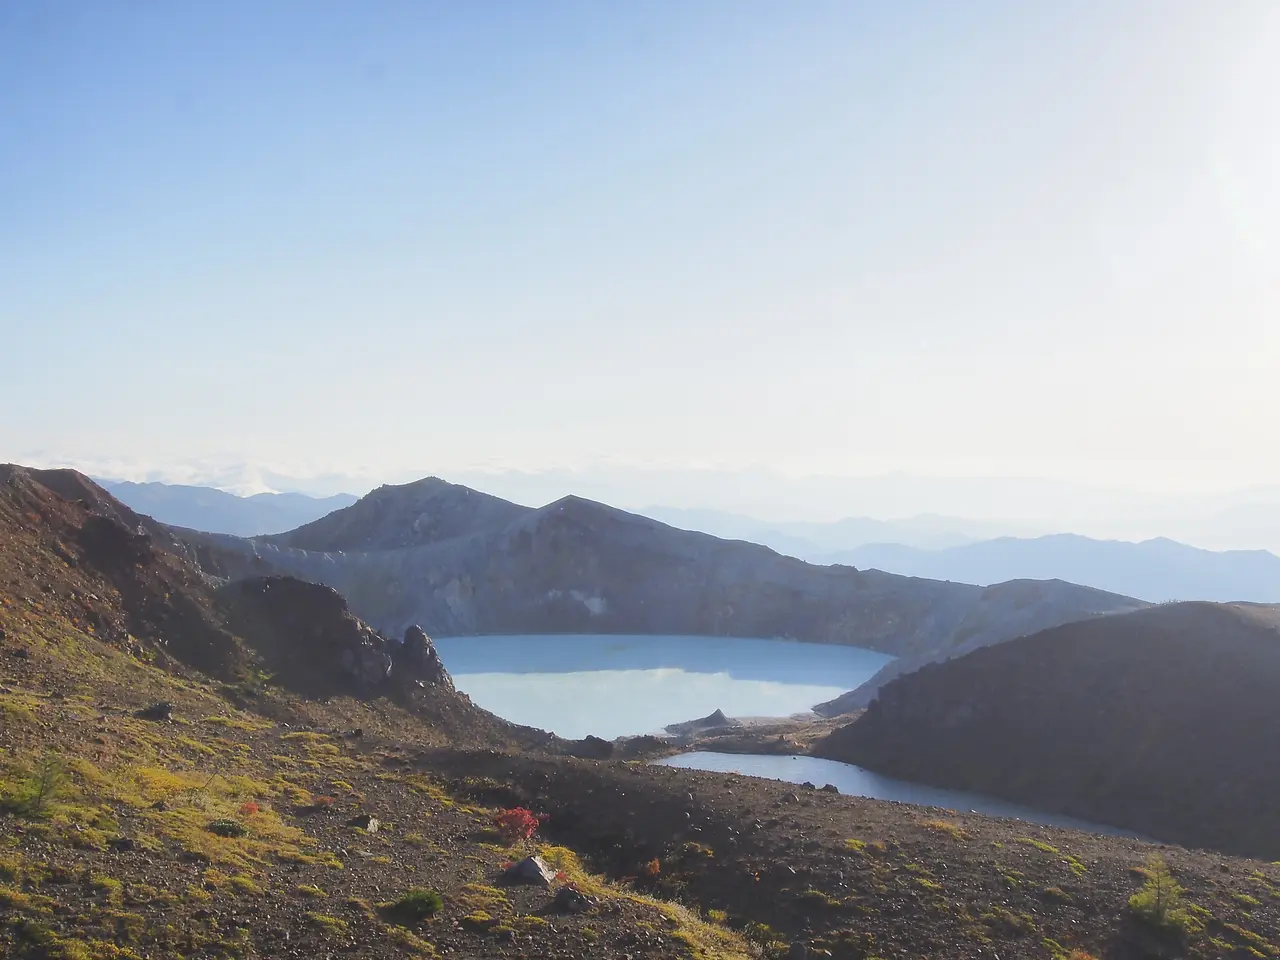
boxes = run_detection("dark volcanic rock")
[815,601,1280,860]
[134,701,173,722]
[79,514,155,567]
[345,814,380,833]
[398,624,452,688]
[218,578,469,700]
[564,735,615,759]
[552,885,598,913]
[219,577,395,694]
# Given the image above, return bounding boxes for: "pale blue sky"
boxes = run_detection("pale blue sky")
[3,2,1278,501]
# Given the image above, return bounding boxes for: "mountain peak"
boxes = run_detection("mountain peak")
[264,475,530,552]
[374,475,456,494]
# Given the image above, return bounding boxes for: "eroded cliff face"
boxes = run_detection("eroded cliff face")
[178,489,1143,702]
[217,575,456,697]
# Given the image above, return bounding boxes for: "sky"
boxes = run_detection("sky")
[3,1,1279,512]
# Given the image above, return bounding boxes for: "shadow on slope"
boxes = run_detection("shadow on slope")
[816,601,1280,859]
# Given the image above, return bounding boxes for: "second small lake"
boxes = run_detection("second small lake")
[432,634,893,741]
[656,752,1141,837]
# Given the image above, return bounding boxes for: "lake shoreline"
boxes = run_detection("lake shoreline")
[626,712,856,759]
[434,632,891,740]
[613,704,859,754]
[622,712,1144,839]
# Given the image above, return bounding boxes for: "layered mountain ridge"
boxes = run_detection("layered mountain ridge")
[175,476,1145,709]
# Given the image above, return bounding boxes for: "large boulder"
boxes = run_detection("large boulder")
[340,643,392,687]
[503,855,556,887]
[396,624,452,688]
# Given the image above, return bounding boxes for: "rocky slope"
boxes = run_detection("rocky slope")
[0,464,512,738]
[178,478,1144,705]
[815,601,1280,860]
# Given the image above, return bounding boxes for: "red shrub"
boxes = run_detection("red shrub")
[493,807,546,843]
[238,801,260,817]
[642,858,661,878]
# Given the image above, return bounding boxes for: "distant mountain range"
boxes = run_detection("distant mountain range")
[640,506,1039,554]
[98,480,1280,607]
[646,508,1280,605]
[824,535,1280,605]
[94,479,357,537]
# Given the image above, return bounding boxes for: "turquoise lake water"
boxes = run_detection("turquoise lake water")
[432,634,893,741]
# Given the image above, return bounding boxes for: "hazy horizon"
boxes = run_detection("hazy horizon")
[5,3,1279,528]
[18,453,1280,553]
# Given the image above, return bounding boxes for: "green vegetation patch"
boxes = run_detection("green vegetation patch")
[921,818,968,841]
[305,912,350,934]
[380,888,445,925]
[1017,837,1087,876]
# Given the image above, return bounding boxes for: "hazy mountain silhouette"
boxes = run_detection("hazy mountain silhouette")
[97,479,358,537]
[640,506,1038,556]
[79,460,1280,551]
[824,534,1280,604]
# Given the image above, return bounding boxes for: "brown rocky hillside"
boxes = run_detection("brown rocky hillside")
[815,601,1280,860]
[6,466,1280,960]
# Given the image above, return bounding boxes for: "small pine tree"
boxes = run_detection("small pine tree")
[2,755,67,818]
[29,756,64,815]
[1130,855,1182,923]
[1129,855,1202,936]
